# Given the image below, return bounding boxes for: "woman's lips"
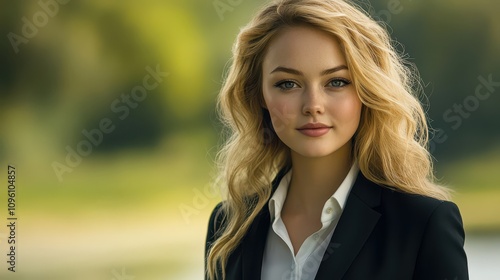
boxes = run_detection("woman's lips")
[297,123,332,137]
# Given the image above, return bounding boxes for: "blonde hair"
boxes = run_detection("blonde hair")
[207,0,450,278]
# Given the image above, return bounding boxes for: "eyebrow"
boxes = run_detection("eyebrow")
[269,65,348,76]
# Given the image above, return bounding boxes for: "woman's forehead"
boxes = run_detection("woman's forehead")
[262,25,347,75]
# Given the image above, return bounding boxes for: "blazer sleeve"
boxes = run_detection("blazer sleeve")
[413,201,469,280]
[205,202,225,280]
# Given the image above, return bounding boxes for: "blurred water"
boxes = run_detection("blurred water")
[465,233,500,280]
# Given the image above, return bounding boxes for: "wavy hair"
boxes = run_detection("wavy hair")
[207,0,450,278]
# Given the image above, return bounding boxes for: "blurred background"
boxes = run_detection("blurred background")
[0,0,498,279]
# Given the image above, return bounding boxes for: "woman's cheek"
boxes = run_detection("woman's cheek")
[332,94,361,122]
[268,101,296,133]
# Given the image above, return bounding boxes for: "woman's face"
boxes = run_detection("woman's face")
[262,25,362,158]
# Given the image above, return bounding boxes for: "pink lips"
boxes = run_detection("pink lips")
[297,123,332,137]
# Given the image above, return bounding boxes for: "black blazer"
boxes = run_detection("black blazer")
[205,171,469,280]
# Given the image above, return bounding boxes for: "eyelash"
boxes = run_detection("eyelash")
[273,78,352,91]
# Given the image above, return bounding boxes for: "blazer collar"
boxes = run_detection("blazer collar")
[240,168,289,280]
[314,172,382,279]
[241,204,271,280]
[240,170,382,280]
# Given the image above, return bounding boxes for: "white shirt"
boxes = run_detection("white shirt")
[261,162,359,280]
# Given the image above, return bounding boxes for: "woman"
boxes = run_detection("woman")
[205,0,469,279]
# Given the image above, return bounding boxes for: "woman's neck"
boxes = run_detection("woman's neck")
[284,142,353,216]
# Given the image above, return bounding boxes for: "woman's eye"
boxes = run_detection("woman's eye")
[328,78,351,88]
[275,81,298,90]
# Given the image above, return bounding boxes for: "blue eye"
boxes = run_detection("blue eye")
[328,78,351,88]
[274,80,298,90]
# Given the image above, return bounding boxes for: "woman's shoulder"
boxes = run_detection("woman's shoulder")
[353,172,458,219]
[375,185,468,278]
[376,183,463,227]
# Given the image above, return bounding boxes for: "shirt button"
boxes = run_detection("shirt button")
[325,207,333,214]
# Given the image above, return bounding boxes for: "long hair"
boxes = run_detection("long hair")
[207,0,450,278]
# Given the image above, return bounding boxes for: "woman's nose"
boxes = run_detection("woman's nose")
[302,87,325,116]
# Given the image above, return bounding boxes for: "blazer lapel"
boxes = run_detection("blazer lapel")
[240,169,287,280]
[315,172,382,280]
[241,203,271,280]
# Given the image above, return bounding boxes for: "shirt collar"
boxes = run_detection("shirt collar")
[268,169,291,223]
[333,161,359,210]
[268,161,359,223]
